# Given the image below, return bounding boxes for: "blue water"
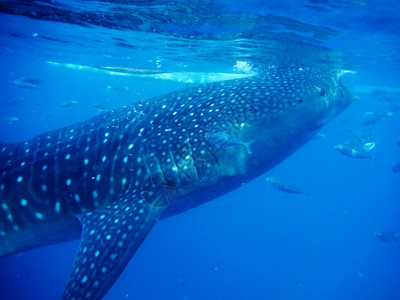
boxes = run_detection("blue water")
[1,1,399,299]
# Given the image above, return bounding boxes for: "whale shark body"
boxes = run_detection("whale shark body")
[0,67,352,299]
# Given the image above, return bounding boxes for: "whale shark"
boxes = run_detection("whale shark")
[0,67,352,299]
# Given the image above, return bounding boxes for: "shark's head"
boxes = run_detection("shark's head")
[210,67,355,177]
[235,67,353,132]
[276,67,352,129]
[316,69,354,125]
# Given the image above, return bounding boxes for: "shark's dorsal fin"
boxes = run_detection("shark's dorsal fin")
[62,194,164,300]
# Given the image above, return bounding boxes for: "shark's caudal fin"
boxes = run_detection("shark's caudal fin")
[63,194,164,300]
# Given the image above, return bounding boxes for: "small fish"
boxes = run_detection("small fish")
[312,132,327,140]
[265,177,308,196]
[370,88,392,103]
[334,144,376,160]
[362,110,393,126]
[12,79,37,89]
[93,103,109,110]
[340,116,352,124]
[5,97,23,104]
[392,162,400,173]
[375,231,399,242]
[107,85,130,92]
[397,139,400,147]
[361,112,380,126]
[387,103,400,112]
[370,88,387,99]
[0,116,19,123]
[59,100,79,107]
[205,131,253,154]
[380,110,394,118]
[19,77,42,85]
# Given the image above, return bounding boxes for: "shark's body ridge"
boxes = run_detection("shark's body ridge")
[0,67,352,299]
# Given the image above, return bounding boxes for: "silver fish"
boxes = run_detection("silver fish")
[12,79,37,89]
[5,97,23,105]
[392,162,400,173]
[361,112,380,126]
[0,117,20,124]
[334,144,376,160]
[93,103,109,110]
[59,100,79,107]
[375,231,399,242]
[312,132,327,139]
[19,77,42,85]
[266,177,308,196]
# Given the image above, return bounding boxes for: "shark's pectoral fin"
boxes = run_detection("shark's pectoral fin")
[63,195,164,300]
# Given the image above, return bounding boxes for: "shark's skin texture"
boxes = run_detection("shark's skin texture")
[0,67,352,299]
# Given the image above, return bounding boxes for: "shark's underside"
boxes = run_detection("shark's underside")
[0,67,352,299]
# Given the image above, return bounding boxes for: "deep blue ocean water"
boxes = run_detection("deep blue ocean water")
[0,0,399,299]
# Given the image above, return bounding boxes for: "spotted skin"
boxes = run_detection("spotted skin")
[0,67,352,299]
